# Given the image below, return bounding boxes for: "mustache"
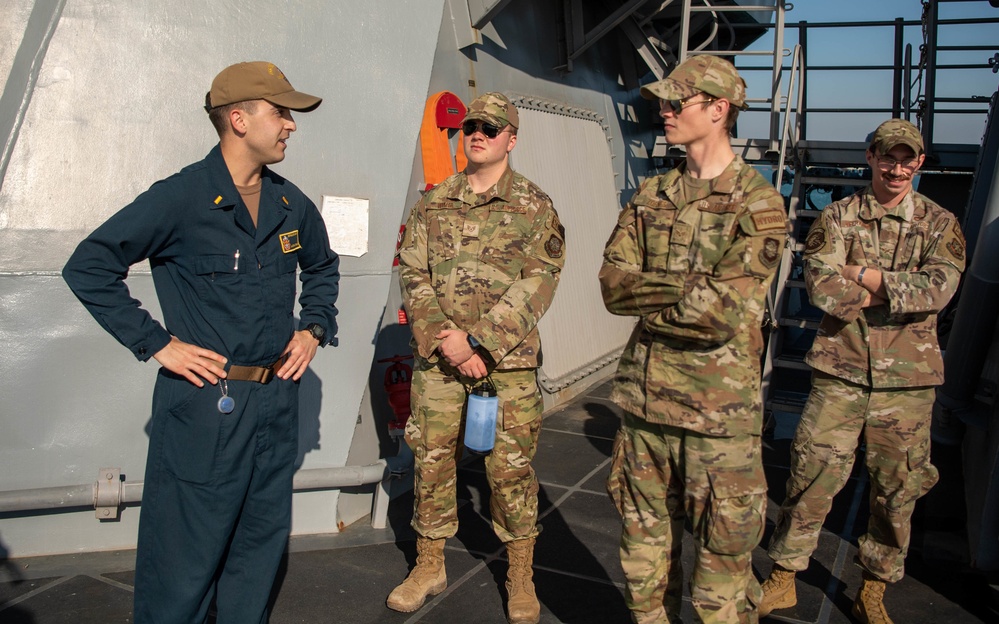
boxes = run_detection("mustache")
[883,171,912,182]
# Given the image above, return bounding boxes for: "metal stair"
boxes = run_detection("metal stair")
[759,145,872,422]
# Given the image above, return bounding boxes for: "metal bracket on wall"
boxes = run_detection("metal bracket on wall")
[94,467,121,520]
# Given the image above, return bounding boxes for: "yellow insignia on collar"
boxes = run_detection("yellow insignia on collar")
[279,230,302,253]
[214,195,223,205]
[282,196,289,205]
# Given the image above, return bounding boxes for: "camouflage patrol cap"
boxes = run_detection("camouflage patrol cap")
[640,55,748,111]
[869,118,924,155]
[462,92,519,129]
[206,61,321,112]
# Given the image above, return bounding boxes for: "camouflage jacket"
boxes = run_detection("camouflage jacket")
[803,188,965,388]
[599,156,786,436]
[398,167,565,370]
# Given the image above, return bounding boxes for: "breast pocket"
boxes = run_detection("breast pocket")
[637,202,676,273]
[695,201,739,271]
[894,226,927,271]
[276,252,298,316]
[844,232,867,265]
[480,206,529,279]
[194,255,248,321]
[426,205,460,269]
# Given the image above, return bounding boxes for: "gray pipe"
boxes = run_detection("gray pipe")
[0,483,95,512]
[0,451,413,515]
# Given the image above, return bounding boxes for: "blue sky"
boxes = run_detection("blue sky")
[734,1,999,144]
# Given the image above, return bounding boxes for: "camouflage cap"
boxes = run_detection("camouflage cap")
[206,61,322,112]
[640,55,748,111]
[462,92,519,129]
[869,118,924,155]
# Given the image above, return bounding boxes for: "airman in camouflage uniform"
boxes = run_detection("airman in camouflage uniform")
[759,119,966,624]
[600,55,786,624]
[389,92,565,624]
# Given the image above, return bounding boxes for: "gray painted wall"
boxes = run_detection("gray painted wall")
[0,0,446,556]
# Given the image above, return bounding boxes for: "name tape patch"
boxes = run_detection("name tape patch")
[280,230,302,253]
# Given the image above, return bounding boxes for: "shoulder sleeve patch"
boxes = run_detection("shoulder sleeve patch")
[805,227,827,254]
[759,236,782,268]
[551,211,565,238]
[542,208,566,260]
[545,235,564,259]
[943,219,966,262]
[750,209,786,233]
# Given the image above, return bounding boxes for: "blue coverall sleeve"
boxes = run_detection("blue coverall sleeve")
[295,198,341,346]
[62,182,176,361]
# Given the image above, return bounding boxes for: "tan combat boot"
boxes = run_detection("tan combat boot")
[852,573,894,624]
[505,537,540,624]
[758,566,797,617]
[386,537,447,612]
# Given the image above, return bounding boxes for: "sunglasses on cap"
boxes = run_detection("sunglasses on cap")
[461,120,508,139]
[661,94,717,114]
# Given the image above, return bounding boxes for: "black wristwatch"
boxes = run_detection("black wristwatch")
[306,323,326,346]
[467,334,494,365]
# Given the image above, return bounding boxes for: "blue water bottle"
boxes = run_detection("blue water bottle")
[464,381,498,454]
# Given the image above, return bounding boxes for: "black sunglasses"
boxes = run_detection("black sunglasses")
[461,120,506,139]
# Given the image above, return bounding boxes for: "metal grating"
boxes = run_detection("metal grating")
[509,99,635,391]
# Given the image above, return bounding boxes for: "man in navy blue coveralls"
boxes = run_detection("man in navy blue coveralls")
[62,62,340,624]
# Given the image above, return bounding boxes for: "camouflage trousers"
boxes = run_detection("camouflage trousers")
[404,358,543,543]
[767,371,938,583]
[608,411,767,624]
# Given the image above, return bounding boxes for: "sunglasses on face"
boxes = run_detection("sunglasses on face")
[661,95,716,114]
[461,120,507,139]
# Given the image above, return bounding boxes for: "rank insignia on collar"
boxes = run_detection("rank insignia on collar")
[279,230,302,253]
[214,195,223,205]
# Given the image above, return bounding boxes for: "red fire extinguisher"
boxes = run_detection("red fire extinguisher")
[379,354,413,435]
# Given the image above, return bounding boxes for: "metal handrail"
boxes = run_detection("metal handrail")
[775,44,805,191]
[677,0,788,149]
[729,5,997,146]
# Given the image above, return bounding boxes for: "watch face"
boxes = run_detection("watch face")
[309,324,324,340]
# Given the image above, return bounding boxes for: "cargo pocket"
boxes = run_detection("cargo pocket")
[907,438,939,500]
[704,465,767,556]
[500,376,542,431]
[606,429,630,518]
[161,385,223,485]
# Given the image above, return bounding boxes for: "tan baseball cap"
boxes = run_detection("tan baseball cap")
[640,55,748,111]
[206,61,322,112]
[869,119,924,155]
[462,92,519,129]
